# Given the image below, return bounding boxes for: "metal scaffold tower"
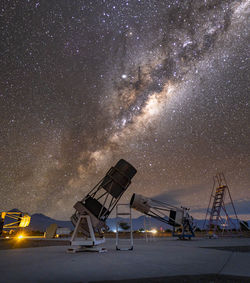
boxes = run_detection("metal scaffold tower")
[204,173,241,236]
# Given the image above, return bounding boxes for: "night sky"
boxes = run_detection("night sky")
[0,0,249,220]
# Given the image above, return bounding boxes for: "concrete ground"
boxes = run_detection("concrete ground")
[0,237,249,282]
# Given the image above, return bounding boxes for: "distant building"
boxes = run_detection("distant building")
[56,227,71,237]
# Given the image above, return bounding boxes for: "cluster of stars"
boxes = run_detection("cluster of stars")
[0,0,249,220]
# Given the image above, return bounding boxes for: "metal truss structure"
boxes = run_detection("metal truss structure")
[0,212,31,235]
[204,173,240,236]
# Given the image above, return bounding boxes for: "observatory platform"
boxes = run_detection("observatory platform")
[0,237,250,282]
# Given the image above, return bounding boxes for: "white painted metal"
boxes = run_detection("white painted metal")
[68,215,106,253]
[116,204,133,251]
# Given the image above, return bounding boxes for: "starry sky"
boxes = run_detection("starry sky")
[0,0,249,220]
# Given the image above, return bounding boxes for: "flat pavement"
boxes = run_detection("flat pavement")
[0,237,249,282]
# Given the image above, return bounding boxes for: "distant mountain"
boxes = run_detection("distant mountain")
[105,217,250,231]
[107,216,172,231]
[28,213,73,232]
[108,216,204,231]
[27,214,170,232]
[8,208,22,212]
[8,209,248,232]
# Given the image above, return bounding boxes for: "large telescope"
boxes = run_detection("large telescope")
[69,159,137,252]
[130,194,195,239]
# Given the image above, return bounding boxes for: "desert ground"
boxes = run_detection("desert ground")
[0,237,250,282]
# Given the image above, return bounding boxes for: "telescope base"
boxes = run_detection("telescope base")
[69,215,106,253]
[67,245,107,253]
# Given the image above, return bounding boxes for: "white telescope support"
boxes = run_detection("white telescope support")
[68,215,106,253]
[116,204,133,251]
[130,193,195,240]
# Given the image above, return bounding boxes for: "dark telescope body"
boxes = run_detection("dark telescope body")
[71,159,137,237]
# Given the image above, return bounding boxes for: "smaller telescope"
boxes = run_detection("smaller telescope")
[0,212,31,235]
[130,194,195,239]
[69,159,137,252]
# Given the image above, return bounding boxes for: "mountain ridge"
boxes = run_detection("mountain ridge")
[25,212,249,232]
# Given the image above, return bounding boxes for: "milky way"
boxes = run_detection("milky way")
[0,0,249,219]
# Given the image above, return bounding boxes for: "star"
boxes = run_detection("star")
[0,0,249,221]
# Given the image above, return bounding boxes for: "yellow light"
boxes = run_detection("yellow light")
[1,212,7,219]
[17,234,24,240]
[19,214,31,227]
[150,229,157,234]
[5,236,10,239]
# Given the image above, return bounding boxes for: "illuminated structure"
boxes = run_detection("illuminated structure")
[204,173,240,236]
[130,194,195,239]
[69,159,137,252]
[0,212,31,235]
